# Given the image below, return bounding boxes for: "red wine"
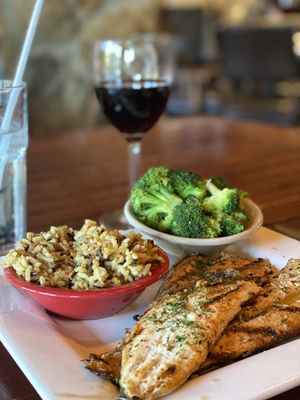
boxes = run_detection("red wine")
[95,80,170,141]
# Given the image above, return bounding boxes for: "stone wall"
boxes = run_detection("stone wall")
[0,0,267,134]
[0,0,161,134]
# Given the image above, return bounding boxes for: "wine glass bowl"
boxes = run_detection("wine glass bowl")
[93,34,174,188]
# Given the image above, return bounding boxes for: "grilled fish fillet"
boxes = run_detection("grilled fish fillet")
[201,259,300,370]
[85,254,209,384]
[85,257,300,397]
[200,254,275,287]
[156,254,273,299]
[119,279,260,399]
[236,258,300,321]
[201,303,300,369]
[85,255,211,384]
[85,254,273,390]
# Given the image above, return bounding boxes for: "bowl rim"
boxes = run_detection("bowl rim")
[124,198,263,246]
[3,250,169,298]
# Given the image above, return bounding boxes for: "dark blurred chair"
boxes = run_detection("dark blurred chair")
[218,25,300,125]
[159,7,217,66]
[159,7,219,115]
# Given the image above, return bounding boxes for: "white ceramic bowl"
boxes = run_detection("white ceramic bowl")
[124,199,263,257]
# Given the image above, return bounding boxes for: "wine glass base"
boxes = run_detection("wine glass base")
[98,209,131,230]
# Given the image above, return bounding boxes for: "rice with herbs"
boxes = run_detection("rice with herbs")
[3,220,164,290]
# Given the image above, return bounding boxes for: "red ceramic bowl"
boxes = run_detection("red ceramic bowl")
[4,250,169,320]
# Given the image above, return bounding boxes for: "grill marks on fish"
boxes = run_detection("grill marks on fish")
[117,254,265,399]
[120,280,260,400]
[201,259,300,371]
[155,255,207,299]
[156,254,273,299]
[85,253,266,384]
[203,256,275,287]
[202,304,300,368]
[85,255,207,384]
[236,258,300,322]
[84,256,300,400]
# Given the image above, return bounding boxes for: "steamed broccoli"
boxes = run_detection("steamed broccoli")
[238,189,249,199]
[211,176,248,201]
[136,166,173,192]
[130,166,249,239]
[210,176,228,190]
[170,197,220,238]
[202,179,240,214]
[201,179,248,236]
[231,207,248,224]
[130,167,216,237]
[213,211,245,236]
[168,169,207,201]
[130,167,182,232]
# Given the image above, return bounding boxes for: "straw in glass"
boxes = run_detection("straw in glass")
[0,0,44,187]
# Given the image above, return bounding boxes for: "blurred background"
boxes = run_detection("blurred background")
[2,0,300,134]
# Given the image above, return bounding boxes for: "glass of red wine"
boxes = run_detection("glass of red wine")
[93,34,174,228]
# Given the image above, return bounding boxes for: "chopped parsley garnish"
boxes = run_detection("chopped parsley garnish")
[174,334,186,343]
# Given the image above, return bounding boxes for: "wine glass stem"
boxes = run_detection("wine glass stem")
[128,140,142,189]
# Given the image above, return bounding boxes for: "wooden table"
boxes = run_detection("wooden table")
[1,116,299,400]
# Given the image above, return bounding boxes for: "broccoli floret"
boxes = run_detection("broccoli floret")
[136,166,173,192]
[231,206,248,224]
[170,197,220,238]
[238,189,249,199]
[210,176,229,190]
[130,167,182,232]
[168,169,207,201]
[202,179,240,214]
[211,176,248,201]
[214,211,245,236]
[130,167,248,238]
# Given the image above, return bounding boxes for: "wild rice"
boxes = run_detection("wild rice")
[3,220,164,290]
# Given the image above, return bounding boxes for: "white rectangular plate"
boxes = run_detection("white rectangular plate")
[0,227,300,400]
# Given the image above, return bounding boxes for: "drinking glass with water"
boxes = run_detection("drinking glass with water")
[0,81,28,254]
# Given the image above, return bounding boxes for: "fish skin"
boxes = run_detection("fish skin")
[120,280,260,400]
[85,349,122,384]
